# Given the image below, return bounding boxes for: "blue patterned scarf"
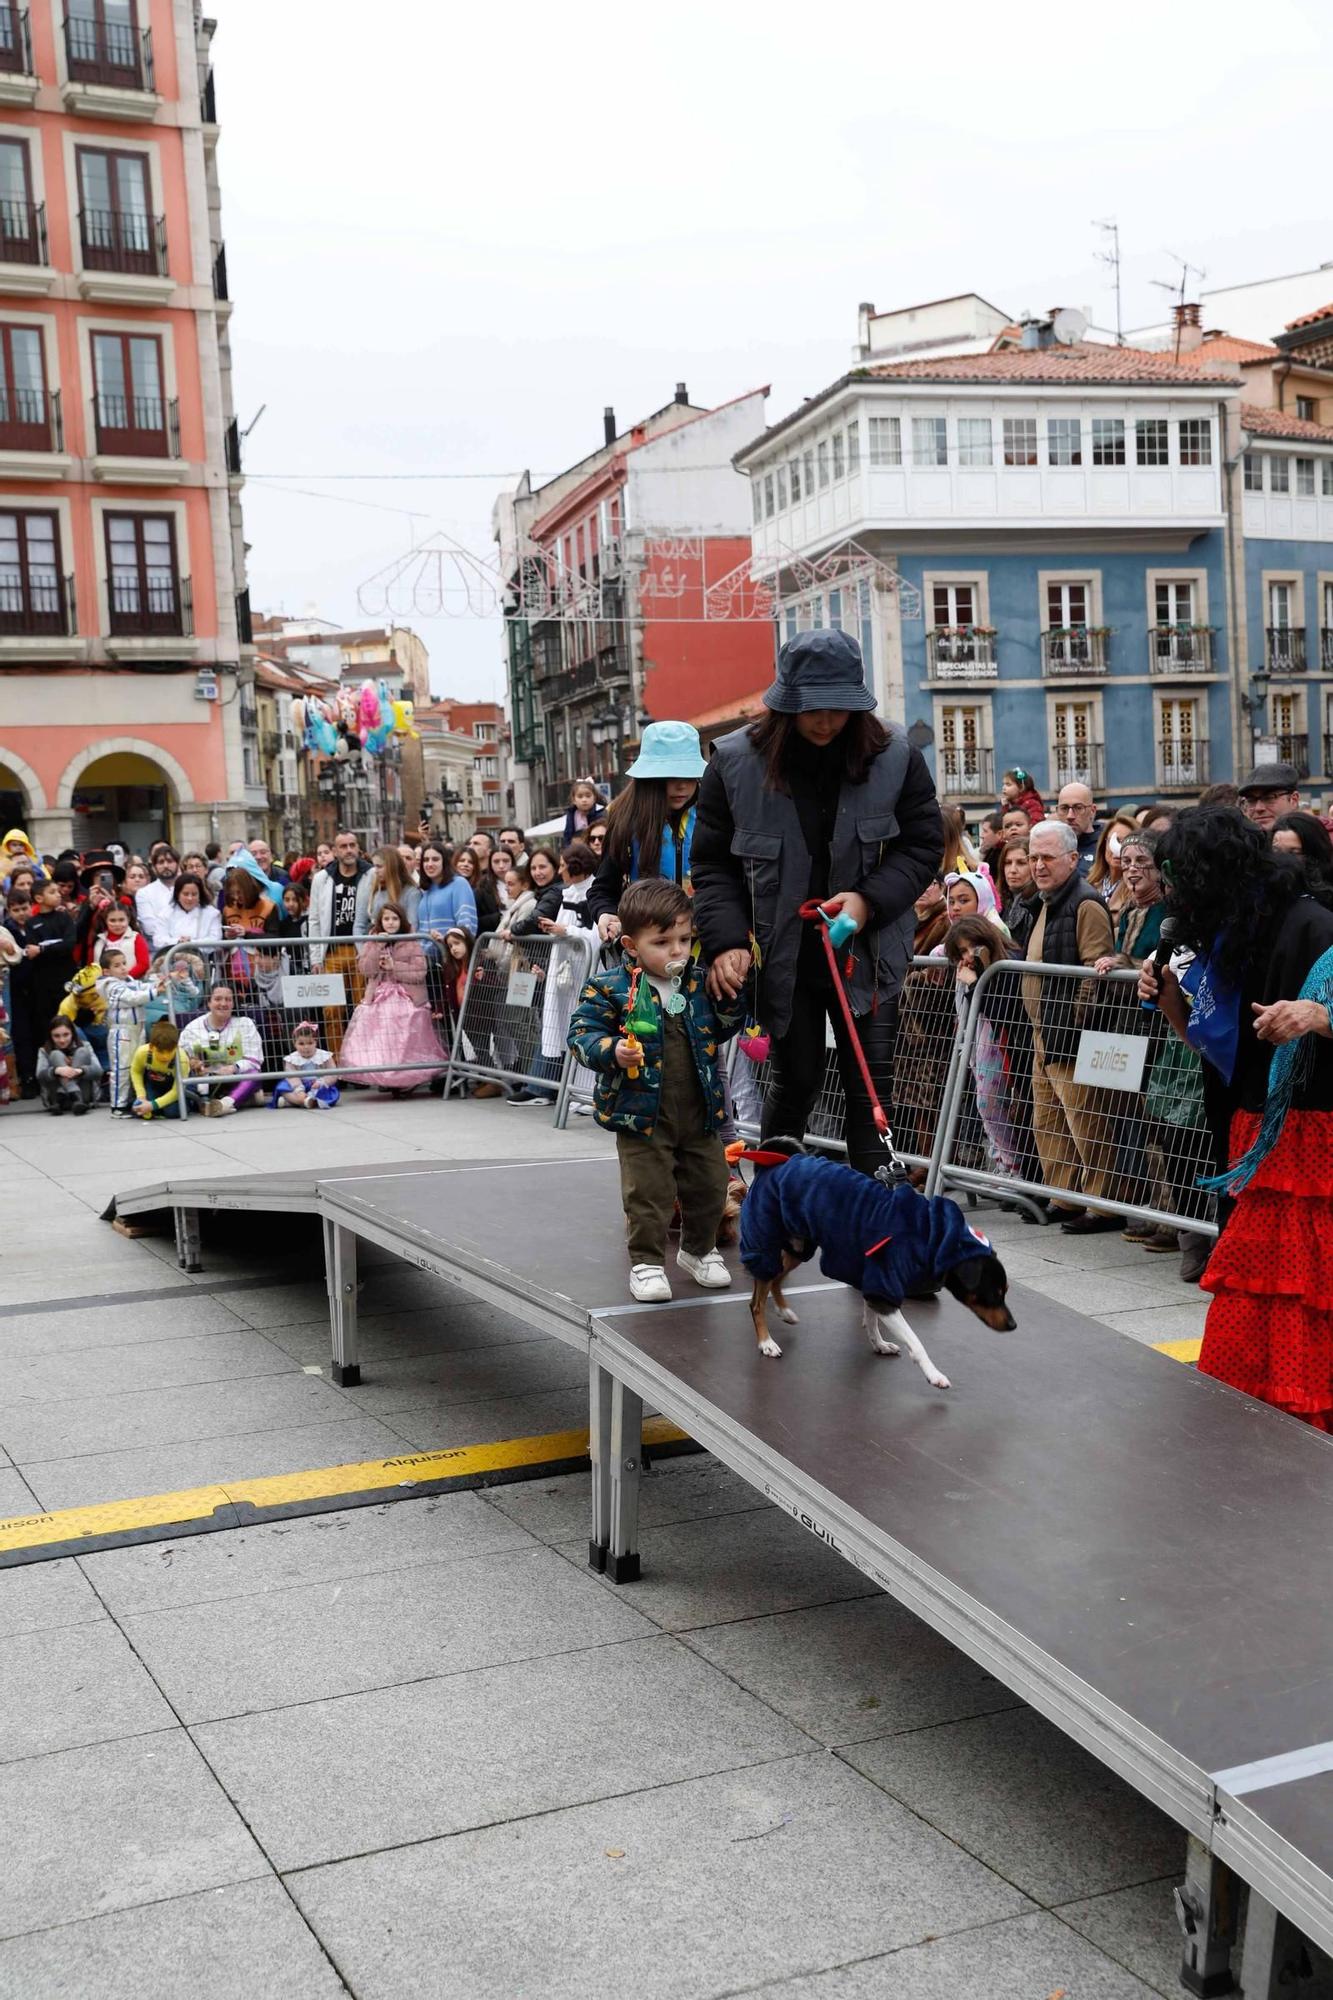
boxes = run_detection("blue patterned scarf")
[1200,944,1333,1194]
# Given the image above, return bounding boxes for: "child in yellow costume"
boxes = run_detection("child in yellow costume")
[129,1020,183,1119]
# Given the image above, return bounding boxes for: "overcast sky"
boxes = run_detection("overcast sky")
[223,0,1332,700]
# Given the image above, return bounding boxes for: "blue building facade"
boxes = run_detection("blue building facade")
[1237,417,1333,788]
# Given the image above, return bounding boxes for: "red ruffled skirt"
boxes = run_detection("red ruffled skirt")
[1199,1108,1333,1430]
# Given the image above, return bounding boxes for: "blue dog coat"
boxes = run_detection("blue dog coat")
[740,1154,992,1309]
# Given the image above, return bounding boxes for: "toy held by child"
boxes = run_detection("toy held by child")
[567,878,744,1302]
[176,983,263,1115]
[271,1021,339,1108]
[129,1020,183,1119]
[36,1016,101,1114]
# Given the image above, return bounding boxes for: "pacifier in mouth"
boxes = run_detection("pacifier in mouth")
[664,957,690,978]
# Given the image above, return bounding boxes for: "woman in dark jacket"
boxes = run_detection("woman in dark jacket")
[1142,808,1333,1428]
[454,846,500,935]
[506,847,562,936]
[692,628,943,1176]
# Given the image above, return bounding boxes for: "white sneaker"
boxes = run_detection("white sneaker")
[677,1248,731,1289]
[629,1264,672,1303]
[213,1096,237,1116]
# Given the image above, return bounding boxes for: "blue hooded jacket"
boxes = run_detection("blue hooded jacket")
[740,1154,993,1308]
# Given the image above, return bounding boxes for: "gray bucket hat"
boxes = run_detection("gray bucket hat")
[763,628,875,714]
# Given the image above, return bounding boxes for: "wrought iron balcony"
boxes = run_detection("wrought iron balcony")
[0,5,33,76]
[1148,625,1214,675]
[1265,626,1307,673]
[0,384,60,454]
[200,68,217,124]
[926,626,998,681]
[937,745,994,797]
[92,391,179,458]
[235,586,252,644]
[225,416,241,476]
[0,569,74,636]
[65,14,154,91]
[1158,739,1211,789]
[1325,735,1333,778]
[80,206,167,278]
[1272,732,1310,778]
[0,197,46,267]
[1321,627,1333,673]
[1041,626,1108,677]
[109,572,193,639]
[212,243,229,301]
[1052,741,1106,790]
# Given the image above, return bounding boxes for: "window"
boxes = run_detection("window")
[1297,458,1316,496]
[750,479,761,524]
[1179,418,1212,467]
[92,331,167,454]
[932,583,976,627]
[911,415,947,466]
[1048,580,1089,628]
[763,473,774,519]
[0,138,36,263]
[1002,417,1037,467]
[803,447,814,493]
[788,454,801,503]
[0,325,48,449]
[1243,453,1264,492]
[1136,418,1169,466]
[1270,457,1290,493]
[472,722,490,740]
[957,417,992,467]
[67,0,143,85]
[775,463,787,509]
[938,704,989,794]
[105,512,182,633]
[0,510,63,633]
[831,431,845,480]
[1047,417,1081,466]
[77,147,155,274]
[1324,461,1333,498]
[846,420,860,472]
[868,416,901,466]
[1160,697,1203,785]
[816,439,829,488]
[1297,396,1316,422]
[1091,417,1125,466]
[1155,580,1195,626]
[1053,701,1100,788]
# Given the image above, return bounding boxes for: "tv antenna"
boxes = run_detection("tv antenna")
[1152,254,1207,359]
[1093,218,1122,345]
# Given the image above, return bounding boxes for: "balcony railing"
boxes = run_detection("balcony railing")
[212,243,229,301]
[1321,628,1333,673]
[1266,626,1307,674]
[937,745,994,797]
[92,391,179,458]
[0,197,46,267]
[0,383,60,453]
[0,569,74,636]
[225,416,241,476]
[1158,739,1211,789]
[1041,626,1108,677]
[1272,732,1310,779]
[1325,735,1333,778]
[1052,741,1106,790]
[65,15,153,91]
[0,5,33,76]
[200,68,217,124]
[1148,625,1215,675]
[109,572,193,639]
[80,207,167,278]
[261,730,283,760]
[235,587,252,645]
[926,626,998,681]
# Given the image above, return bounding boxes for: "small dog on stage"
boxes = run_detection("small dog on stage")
[738,1140,1015,1387]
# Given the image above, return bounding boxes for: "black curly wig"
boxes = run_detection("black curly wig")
[1155,806,1302,987]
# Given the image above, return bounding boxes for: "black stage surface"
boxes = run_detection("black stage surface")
[111,1153,1333,1971]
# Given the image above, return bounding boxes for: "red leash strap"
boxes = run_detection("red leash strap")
[798,899,890,1138]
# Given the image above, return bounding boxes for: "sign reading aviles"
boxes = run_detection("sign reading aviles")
[281,974,346,1009]
[1074,1030,1148,1094]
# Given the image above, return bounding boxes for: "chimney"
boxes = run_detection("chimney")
[674,381,689,405]
[1172,301,1204,353]
[1019,315,1044,350]
[603,406,616,446]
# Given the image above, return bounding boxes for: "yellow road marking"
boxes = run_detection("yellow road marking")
[1153,1337,1203,1364]
[0,1417,689,1557]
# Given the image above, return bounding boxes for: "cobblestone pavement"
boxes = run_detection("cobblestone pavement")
[0,1092,1237,1998]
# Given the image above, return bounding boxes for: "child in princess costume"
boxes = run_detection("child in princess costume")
[270,1021,339,1109]
[568,878,744,1302]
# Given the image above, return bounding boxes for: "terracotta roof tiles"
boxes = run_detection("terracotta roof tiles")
[859,341,1238,387]
[1284,303,1333,333]
[1240,402,1333,445]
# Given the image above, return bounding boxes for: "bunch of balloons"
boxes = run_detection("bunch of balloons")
[292,680,418,759]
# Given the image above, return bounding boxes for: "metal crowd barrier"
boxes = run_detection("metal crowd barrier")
[444,928,598,1109]
[160,932,451,1118]
[924,957,1219,1239]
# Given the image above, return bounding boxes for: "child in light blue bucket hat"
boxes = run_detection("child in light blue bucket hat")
[587,721,707,943]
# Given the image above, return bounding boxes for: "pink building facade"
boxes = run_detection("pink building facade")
[0,0,253,858]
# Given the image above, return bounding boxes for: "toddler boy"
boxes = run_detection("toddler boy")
[130,1020,182,1119]
[568,880,743,1302]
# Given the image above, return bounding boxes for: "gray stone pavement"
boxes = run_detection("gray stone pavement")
[0,1091,1216,1997]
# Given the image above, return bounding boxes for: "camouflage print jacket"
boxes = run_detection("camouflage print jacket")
[567,960,744,1138]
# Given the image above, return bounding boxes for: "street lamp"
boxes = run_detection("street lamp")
[588,704,622,789]
[1240,670,1272,760]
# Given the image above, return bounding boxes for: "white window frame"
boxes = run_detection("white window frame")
[788,453,801,502]
[868,415,901,467]
[1243,453,1264,493]
[816,439,829,488]
[1270,455,1291,494]
[1178,418,1213,467]
[1322,460,1333,498]
[1047,692,1105,792]
[1155,692,1208,788]
[845,419,860,472]
[1038,570,1104,631]
[1002,416,1037,467]
[911,415,947,467]
[1296,457,1316,496]
[923,569,991,629]
[831,430,845,480]
[1135,417,1170,467]
[1091,417,1125,466]
[956,416,992,467]
[1047,416,1082,466]
[932,696,993,798]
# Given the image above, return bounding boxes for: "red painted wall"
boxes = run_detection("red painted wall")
[640,536,773,727]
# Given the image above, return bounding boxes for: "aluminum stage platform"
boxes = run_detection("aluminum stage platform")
[108,1154,1333,1995]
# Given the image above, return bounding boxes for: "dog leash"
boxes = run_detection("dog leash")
[798,899,909,1183]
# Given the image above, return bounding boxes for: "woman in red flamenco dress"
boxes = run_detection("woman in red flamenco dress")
[1140,807,1333,1430]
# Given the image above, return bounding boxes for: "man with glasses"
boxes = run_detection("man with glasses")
[1055,783,1103,879]
[1237,761,1301,834]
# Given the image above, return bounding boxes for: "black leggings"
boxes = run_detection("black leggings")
[761,984,898,1178]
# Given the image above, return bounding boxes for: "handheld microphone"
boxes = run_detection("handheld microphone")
[1140,914,1180,1011]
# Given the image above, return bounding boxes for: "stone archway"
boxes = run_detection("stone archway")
[0,748,48,850]
[56,737,194,811]
[57,740,194,853]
